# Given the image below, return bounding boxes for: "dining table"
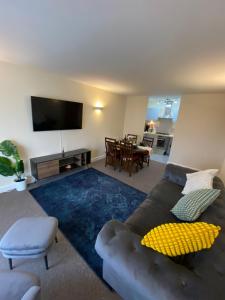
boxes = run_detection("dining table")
[115,139,151,168]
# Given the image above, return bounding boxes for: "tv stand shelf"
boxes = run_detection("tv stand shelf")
[30,148,91,180]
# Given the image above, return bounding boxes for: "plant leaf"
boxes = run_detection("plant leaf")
[0,157,15,176]
[0,140,20,160]
[15,160,24,173]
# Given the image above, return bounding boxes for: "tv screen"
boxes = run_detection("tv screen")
[31,96,83,131]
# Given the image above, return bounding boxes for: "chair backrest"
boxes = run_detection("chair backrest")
[126,134,138,144]
[105,137,117,154]
[120,141,134,160]
[142,136,154,147]
[105,137,117,143]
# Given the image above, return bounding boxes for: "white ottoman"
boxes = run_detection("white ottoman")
[0,217,58,270]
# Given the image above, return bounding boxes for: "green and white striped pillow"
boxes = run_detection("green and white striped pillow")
[171,189,220,221]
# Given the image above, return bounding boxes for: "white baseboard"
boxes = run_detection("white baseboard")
[91,154,105,163]
[167,161,199,171]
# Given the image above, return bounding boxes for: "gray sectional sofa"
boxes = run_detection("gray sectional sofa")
[95,164,225,300]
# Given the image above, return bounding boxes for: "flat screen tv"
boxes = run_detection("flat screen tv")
[31,96,83,131]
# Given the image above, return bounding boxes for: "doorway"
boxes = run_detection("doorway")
[144,96,181,164]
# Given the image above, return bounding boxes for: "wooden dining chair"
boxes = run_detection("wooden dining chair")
[139,136,154,166]
[105,137,119,169]
[140,136,154,147]
[119,141,140,176]
[105,137,117,144]
[126,134,138,144]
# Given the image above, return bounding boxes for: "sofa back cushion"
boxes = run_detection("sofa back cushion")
[164,164,224,193]
[163,163,197,186]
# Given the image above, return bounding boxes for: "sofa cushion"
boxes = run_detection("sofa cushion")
[182,169,218,194]
[141,222,221,256]
[126,179,182,236]
[171,189,221,221]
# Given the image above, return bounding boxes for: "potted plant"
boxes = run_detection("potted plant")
[0,140,26,191]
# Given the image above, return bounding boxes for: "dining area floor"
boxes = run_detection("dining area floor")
[93,158,165,194]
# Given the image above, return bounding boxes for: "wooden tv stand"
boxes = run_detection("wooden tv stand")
[30,148,91,180]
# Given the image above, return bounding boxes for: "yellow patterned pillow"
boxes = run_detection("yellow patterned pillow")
[141,222,221,256]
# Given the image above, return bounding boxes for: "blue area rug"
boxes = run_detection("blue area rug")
[30,168,146,279]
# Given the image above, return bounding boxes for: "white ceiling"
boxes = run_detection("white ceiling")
[1,0,225,95]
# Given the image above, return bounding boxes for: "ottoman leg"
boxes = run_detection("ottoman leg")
[8,258,13,270]
[44,255,49,270]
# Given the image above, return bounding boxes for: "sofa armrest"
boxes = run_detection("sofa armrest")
[95,220,213,300]
[21,286,40,300]
[0,270,40,300]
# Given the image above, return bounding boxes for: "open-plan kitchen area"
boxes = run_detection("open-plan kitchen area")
[144,96,181,164]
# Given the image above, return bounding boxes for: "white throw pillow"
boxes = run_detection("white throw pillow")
[182,169,218,195]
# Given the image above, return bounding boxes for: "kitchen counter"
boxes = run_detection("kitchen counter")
[143,132,173,155]
[144,132,174,138]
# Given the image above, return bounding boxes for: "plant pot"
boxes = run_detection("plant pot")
[15,178,27,191]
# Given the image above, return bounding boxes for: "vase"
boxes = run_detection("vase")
[15,178,27,191]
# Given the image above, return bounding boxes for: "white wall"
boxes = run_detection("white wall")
[1,62,225,190]
[220,159,225,183]
[169,94,225,181]
[123,96,148,142]
[0,61,126,187]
